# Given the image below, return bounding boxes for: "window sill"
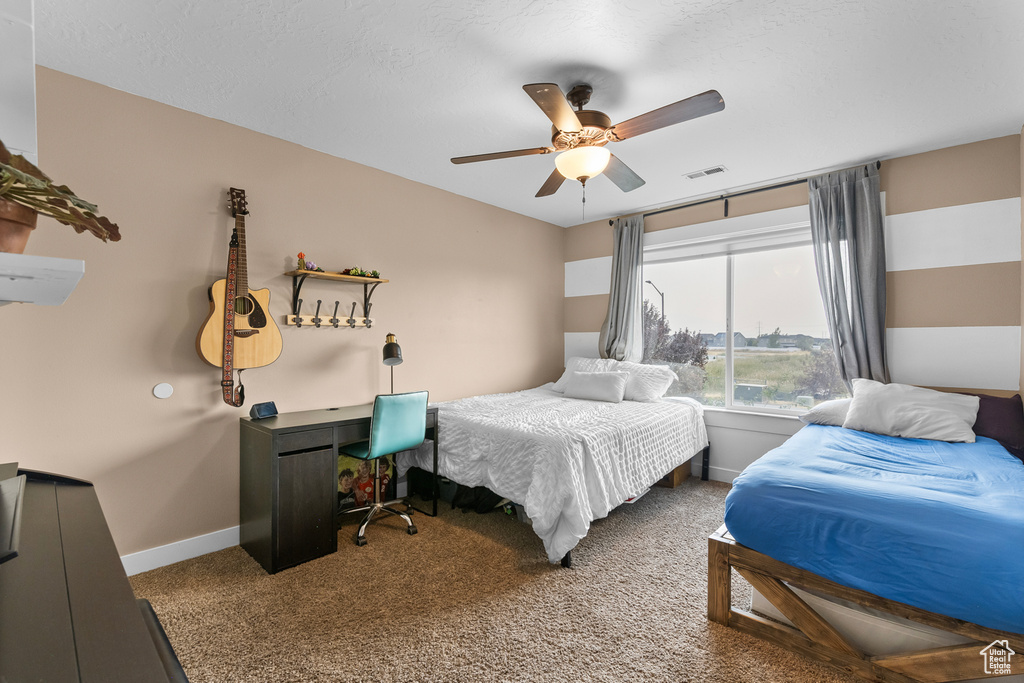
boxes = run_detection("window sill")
[704,405,805,419]
[701,405,804,436]
[664,397,804,421]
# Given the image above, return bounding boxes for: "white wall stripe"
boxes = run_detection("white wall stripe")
[121,525,239,576]
[886,326,1021,391]
[564,332,601,363]
[564,256,611,298]
[885,197,1021,272]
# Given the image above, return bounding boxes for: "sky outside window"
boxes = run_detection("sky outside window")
[642,256,726,337]
[644,245,828,340]
[733,245,828,340]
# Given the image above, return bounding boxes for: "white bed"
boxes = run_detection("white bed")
[400,383,708,563]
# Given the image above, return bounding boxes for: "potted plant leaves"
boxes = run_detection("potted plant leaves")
[0,138,121,253]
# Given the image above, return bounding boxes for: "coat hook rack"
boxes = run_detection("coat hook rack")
[284,268,388,329]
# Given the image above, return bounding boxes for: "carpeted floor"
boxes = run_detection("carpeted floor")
[131,479,860,682]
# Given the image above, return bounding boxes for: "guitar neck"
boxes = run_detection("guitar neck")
[234,213,249,294]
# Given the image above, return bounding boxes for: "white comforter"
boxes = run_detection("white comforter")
[401,384,708,563]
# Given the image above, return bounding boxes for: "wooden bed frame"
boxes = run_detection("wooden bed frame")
[708,525,1024,682]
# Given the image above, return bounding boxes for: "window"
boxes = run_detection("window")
[641,212,848,413]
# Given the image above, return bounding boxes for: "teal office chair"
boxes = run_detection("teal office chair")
[339,391,428,546]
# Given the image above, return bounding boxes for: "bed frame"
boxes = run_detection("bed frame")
[708,525,1024,682]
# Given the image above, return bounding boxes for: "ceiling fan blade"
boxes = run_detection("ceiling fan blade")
[604,154,646,193]
[536,168,566,197]
[608,90,725,141]
[450,147,553,164]
[523,83,582,133]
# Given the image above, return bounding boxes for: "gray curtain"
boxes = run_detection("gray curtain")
[599,215,645,362]
[808,164,890,386]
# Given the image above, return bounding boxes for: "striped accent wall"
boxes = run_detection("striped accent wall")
[885,197,1021,392]
[563,134,1023,396]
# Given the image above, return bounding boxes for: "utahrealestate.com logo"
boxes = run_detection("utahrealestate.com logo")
[980,640,1016,676]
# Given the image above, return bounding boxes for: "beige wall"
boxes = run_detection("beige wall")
[3,68,565,555]
[880,136,1021,215]
[564,135,1023,396]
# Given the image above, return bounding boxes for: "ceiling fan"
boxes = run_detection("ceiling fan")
[451,83,725,197]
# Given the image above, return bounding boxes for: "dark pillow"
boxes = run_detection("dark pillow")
[970,393,1024,464]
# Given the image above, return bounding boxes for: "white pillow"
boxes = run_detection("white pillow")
[552,357,616,392]
[799,398,851,427]
[617,361,676,402]
[562,371,628,403]
[842,379,980,442]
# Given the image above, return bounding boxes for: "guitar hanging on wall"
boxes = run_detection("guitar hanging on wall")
[196,188,283,406]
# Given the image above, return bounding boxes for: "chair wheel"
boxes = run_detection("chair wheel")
[407,524,418,535]
[355,536,367,546]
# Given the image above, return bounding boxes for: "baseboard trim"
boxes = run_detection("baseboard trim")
[120,464,736,577]
[695,463,742,484]
[121,526,240,576]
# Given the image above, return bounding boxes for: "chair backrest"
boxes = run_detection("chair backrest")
[366,391,429,460]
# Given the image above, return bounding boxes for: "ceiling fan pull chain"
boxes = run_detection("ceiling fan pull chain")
[581,181,586,222]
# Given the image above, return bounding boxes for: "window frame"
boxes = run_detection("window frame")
[642,205,832,416]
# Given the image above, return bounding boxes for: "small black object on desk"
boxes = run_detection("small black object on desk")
[249,401,277,420]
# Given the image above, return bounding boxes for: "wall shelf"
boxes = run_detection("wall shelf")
[283,269,388,328]
[0,252,85,306]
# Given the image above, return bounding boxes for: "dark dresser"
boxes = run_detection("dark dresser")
[0,464,187,682]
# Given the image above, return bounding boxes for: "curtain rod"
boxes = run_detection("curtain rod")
[608,160,881,225]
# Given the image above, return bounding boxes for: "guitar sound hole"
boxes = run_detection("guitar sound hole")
[235,296,254,315]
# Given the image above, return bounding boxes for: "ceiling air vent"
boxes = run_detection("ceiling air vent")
[685,165,728,180]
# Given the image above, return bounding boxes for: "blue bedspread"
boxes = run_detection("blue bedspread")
[724,424,1024,634]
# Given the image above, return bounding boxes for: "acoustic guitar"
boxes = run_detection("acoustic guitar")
[196,188,283,372]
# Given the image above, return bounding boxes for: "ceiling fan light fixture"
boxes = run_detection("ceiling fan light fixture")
[555,146,611,182]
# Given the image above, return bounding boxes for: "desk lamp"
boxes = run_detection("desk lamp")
[382,333,403,394]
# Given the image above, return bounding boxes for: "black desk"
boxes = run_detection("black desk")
[239,404,439,574]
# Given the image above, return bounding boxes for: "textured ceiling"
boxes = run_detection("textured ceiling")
[34,0,1024,227]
